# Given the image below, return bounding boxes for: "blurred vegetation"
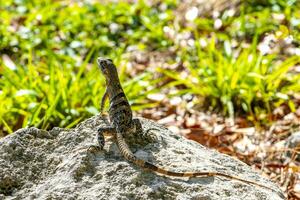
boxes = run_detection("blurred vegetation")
[0,0,300,135]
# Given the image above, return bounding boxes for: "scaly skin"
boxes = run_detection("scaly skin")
[96,58,283,197]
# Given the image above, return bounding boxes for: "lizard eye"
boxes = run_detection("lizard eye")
[100,63,105,71]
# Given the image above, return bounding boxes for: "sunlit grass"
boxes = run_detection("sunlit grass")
[0,52,161,134]
[0,0,300,135]
[0,0,175,135]
[161,36,300,121]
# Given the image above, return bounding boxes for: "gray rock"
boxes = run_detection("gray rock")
[0,115,285,200]
[285,131,300,161]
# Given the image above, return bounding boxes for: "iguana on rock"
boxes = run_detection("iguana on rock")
[95,57,282,195]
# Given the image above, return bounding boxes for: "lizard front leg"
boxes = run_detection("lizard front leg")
[100,89,108,115]
[88,126,115,153]
[97,126,115,150]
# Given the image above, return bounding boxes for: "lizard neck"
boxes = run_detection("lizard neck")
[106,81,123,101]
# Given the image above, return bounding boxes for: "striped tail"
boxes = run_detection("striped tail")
[115,131,192,177]
[116,131,282,196]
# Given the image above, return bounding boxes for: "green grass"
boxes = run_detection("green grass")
[0,0,173,135]
[0,0,300,135]
[161,37,300,121]
[0,50,163,133]
[159,0,300,123]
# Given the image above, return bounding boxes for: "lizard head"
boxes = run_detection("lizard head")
[97,57,119,83]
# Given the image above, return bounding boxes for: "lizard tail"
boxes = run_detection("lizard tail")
[116,132,192,177]
[116,132,283,197]
[116,132,240,177]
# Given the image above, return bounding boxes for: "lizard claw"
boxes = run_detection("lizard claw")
[87,145,103,153]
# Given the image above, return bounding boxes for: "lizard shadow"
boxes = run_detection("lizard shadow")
[124,118,164,153]
[135,170,215,187]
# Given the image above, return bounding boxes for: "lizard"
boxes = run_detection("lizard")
[95,57,283,196]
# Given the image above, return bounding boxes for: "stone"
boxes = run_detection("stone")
[0,115,285,200]
[285,131,300,161]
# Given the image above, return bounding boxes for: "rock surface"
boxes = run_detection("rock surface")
[0,115,285,200]
[285,131,300,161]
